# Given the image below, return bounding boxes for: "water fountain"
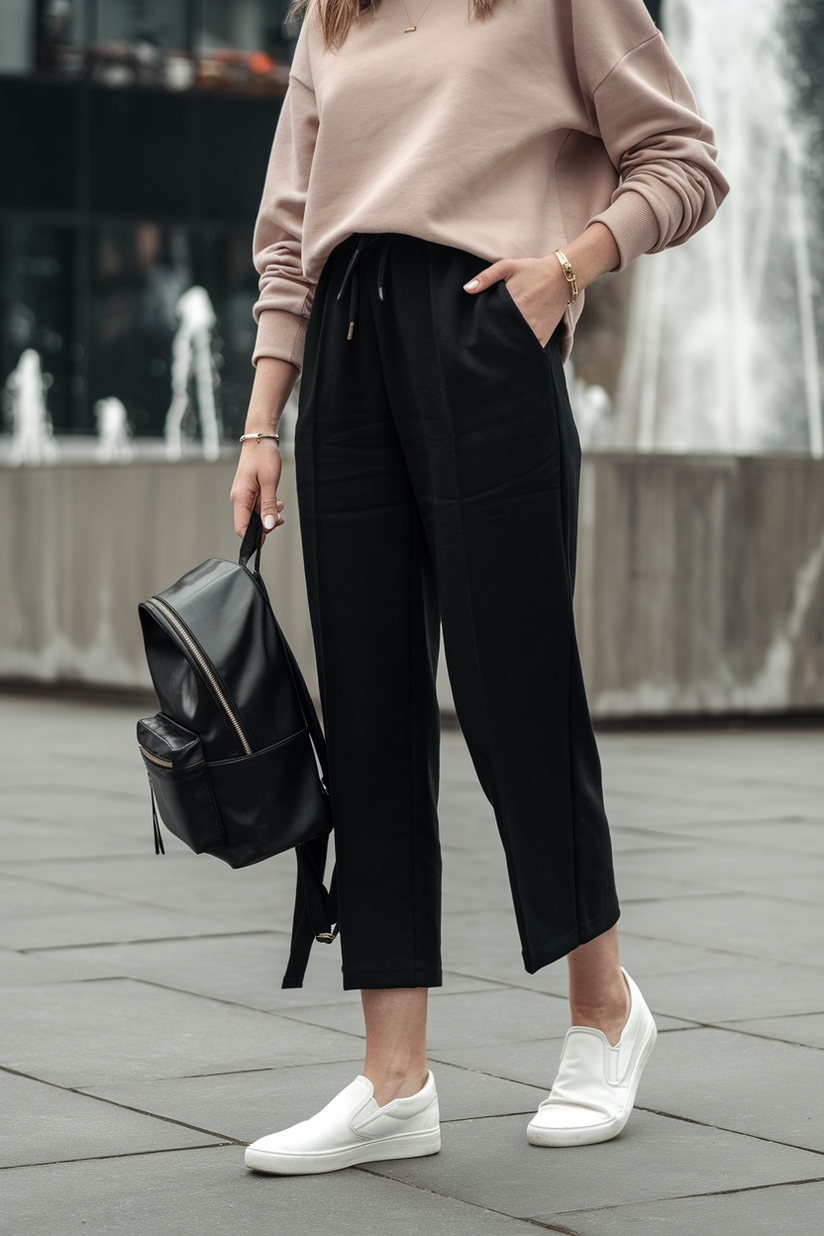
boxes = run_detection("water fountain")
[613,0,823,454]
[164,285,222,462]
[3,349,59,467]
[94,396,136,463]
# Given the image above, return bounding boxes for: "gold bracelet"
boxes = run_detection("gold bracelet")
[553,249,579,304]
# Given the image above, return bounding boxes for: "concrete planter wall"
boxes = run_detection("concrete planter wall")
[2,452,824,719]
[575,453,824,717]
[0,456,315,697]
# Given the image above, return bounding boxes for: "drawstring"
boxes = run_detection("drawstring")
[336,235,389,341]
[149,779,165,855]
[348,267,359,341]
[377,245,388,302]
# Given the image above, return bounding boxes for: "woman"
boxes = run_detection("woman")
[232,0,728,1174]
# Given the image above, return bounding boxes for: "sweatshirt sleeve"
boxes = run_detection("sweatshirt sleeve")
[583,30,729,271]
[251,72,319,370]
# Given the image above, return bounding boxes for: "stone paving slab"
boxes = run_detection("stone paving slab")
[604,773,824,813]
[0,787,147,832]
[595,825,690,852]
[0,944,107,985]
[0,872,150,920]
[0,852,299,932]
[604,794,806,831]
[0,819,146,861]
[551,932,745,982]
[612,869,723,900]
[32,936,498,1011]
[619,893,824,970]
[0,1069,225,1169]
[621,959,824,1023]
[28,932,337,1009]
[0,903,253,951]
[0,979,364,1088]
[81,1059,544,1142]
[368,1109,824,1218]
[3,696,824,1233]
[721,1011,824,1049]
[667,817,824,853]
[0,1146,540,1236]
[440,907,750,1004]
[614,840,824,903]
[640,1027,824,1152]
[545,1180,824,1235]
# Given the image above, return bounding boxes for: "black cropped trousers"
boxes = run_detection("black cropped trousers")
[295,233,619,990]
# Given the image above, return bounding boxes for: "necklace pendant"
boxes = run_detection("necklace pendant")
[404,25,417,32]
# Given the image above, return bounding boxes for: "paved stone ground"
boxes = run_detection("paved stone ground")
[2,694,824,1234]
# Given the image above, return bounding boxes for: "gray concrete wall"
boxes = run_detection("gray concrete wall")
[3,452,824,718]
[0,456,316,697]
[575,453,824,717]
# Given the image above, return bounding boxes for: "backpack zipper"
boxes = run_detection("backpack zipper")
[145,597,253,757]
[138,744,174,769]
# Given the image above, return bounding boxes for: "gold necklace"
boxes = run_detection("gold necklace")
[401,0,436,32]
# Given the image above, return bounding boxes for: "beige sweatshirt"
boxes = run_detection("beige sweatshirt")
[252,0,728,369]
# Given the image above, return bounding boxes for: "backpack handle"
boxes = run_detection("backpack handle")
[239,510,263,574]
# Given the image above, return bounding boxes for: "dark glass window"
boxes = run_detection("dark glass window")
[198,230,259,441]
[88,223,191,436]
[93,0,188,49]
[0,222,73,430]
[87,222,257,439]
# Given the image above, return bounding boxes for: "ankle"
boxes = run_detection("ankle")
[364,1062,428,1107]
[569,976,630,1047]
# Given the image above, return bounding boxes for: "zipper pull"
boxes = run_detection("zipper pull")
[149,777,165,856]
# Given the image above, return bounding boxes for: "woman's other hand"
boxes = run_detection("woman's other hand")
[230,356,299,540]
[463,222,621,347]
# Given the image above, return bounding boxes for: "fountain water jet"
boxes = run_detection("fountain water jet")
[95,397,136,463]
[164,286,221,462]
[614,0,823,455]
[4,350,59,467]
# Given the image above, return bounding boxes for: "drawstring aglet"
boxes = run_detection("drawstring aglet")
[347,321,355,341]
[378,286,385,302]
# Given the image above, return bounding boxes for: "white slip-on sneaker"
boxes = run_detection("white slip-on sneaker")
[245,1070,441,1175]
[527,968,657,1148]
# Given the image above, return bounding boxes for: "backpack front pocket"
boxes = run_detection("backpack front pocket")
[137,715,226,853]
[205,728,331,868]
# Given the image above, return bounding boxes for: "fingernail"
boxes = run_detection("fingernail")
[464,279,479,290]
[263,514,276,530]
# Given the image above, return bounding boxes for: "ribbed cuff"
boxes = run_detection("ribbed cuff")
[587,190,661,272]
[252,309,308,372]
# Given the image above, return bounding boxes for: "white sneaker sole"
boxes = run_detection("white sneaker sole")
[527,1016,658,1148]
[245,1125,441,1175]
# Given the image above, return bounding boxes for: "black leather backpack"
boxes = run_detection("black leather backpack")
[137,511,336,987]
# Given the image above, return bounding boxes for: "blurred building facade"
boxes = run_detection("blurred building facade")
[0,0,295,442]
[0,0,662,446]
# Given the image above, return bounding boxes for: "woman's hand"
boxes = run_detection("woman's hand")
[463,222,621,346]
[231,438,285,538]
[464,255,570,347]
[230,356,299,540]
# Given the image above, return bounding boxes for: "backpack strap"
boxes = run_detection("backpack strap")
[281,837,338,988]
[238,510,263,574]
[237,511,338,988]
[279,617,338,989]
